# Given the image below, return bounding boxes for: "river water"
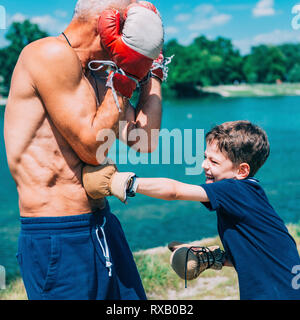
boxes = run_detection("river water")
[1,95,300,279]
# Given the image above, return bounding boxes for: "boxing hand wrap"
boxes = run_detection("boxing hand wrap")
[93,2,163,102]
[151,53,174,82]
[88,60,138,111]
[82,160,136,203]
[150,52,165,83]
[140,52,175,86]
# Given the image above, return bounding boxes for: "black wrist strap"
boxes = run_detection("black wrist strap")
[150,73,163,84]
[139,72,151,86]
[126,175,138,197]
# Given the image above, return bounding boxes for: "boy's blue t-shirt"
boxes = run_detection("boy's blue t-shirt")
[200,178,300,300]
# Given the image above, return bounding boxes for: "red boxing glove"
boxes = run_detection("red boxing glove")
[98,1,164,99]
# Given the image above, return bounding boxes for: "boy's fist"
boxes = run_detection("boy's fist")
[82,161,135,203]
[169,242,226,284]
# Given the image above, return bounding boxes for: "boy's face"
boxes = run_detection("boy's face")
[202,140,240,184]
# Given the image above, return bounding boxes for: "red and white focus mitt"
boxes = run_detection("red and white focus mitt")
[88,1,164,110]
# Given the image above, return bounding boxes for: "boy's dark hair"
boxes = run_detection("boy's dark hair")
[205,120,270,177]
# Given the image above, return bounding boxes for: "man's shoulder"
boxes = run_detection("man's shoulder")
[21,37,80,74]
[19,37,82,88]
[23,37,72,56]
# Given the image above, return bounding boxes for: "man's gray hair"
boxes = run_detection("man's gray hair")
[74,0,132,20]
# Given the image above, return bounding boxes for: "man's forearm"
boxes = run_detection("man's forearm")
[82,90,127,164]
[136,77,162,130]
[126,78,162,152]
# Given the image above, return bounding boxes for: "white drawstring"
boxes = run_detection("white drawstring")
[95,217,113,277]
[151,55,174,82]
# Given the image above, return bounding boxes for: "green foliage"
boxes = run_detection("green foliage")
[243,45,286,84]
[287,64,300,82]
[165,36,244,97]
[0,20,48,95]
[1,19,300,99]
[134,251,181,298]
[164,37,300,98]
[278,44,300,76]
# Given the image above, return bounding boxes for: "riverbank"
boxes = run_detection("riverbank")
[1,83,300,106]
[201,83,300,98]
[1,223,299,300]
[0,98,7,106]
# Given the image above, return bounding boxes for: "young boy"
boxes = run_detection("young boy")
[83,120,300,300]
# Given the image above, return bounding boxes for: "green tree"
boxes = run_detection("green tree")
[242,55,257,84]
[243,45,286,83]
[0,20,48,95]
[207,37,244,84]
[191,36,244,85]
[278,43,300,78]
[164,39,203,97]
[287,63,300,82]
[164,36,244,97]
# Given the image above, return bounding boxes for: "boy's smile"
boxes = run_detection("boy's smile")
[202,140,240,184]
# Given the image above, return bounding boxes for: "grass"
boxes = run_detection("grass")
[1,224,299,300]
[135,236,240,300]
[0,278,27,300]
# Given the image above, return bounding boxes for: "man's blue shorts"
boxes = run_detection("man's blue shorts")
[16,202,147,300]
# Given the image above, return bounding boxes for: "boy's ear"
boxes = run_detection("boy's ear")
[236,163,250,180]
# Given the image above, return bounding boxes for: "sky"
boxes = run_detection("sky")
[0,0,299,54]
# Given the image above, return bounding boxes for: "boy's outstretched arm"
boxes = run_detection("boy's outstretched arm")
[82,162,209,203]
[136,178,210,202]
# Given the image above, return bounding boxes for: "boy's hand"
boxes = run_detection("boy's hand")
[82,161,136,203]
[168,242,226,286]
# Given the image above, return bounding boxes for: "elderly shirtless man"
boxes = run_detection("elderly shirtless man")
[4,0,164,300]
